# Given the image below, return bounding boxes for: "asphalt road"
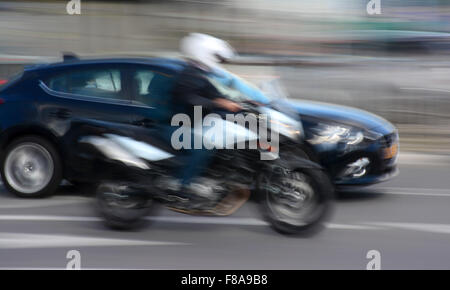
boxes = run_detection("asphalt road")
[0,153,449,270]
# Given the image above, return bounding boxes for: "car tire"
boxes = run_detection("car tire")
[1,135,62,198]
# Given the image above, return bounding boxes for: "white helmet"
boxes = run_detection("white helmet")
[180,33,236,71]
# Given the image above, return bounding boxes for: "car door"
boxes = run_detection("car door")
[38,63,138,136]
[126,65,178,129]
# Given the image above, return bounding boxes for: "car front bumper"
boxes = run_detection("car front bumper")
[316,131,400,186]
[335,164,399,186]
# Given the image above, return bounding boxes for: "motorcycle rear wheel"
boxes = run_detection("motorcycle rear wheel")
[96,182,154,230]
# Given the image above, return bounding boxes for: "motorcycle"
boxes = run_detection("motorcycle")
[70,89,333,235]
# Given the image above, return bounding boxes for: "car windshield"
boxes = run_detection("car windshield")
[207,72,288,104]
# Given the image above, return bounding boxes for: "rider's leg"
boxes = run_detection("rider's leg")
[155,124,215,197]
[176,147,215,187]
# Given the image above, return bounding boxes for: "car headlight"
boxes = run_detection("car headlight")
[308,123,364,145]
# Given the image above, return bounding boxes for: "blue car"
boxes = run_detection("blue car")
[291,100,398,186]
[0,55,398,197]
[211,68,398,187]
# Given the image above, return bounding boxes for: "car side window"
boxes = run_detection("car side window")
[46,68,123,100]
[131,69,174,107]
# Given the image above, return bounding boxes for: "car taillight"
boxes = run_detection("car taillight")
[0,80,7,86]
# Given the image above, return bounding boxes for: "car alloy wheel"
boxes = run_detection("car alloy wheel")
[4,142,54,195]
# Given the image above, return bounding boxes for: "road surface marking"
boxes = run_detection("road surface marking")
[398,153,450,166]
[381,191,450,197]
[0,233,188,249]
[3,215,450,235]
[149,216,379,230]
[375,187,450,197]
[149,216,267,226]
[0,214,377,230]
[326,223,381,230]
[0,215,100,222]
[0,199,90,209]
[400,87,450,93]
[1,186,449,212]
[365,222,450,235]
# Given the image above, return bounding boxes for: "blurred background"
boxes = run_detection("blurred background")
[1,0,450,153]
[1,0,450,270]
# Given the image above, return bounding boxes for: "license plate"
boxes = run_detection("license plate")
[383,143,398,159]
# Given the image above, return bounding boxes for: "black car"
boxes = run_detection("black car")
[290,100,398,186]
[0,56,398,197]
[0,56,186,197]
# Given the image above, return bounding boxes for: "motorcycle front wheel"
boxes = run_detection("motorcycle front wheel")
[258,168,334,236]
[96,182,155,230]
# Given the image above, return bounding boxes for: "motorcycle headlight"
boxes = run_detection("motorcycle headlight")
[270,119,302,139]
[259,107,303,140]
[308,123,364,145]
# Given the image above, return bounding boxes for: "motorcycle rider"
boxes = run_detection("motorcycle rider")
[162,33,243,201]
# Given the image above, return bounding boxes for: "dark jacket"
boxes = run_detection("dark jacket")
[171,63,225,118]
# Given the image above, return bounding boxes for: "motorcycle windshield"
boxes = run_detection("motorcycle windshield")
[207,68,304,141]
[208,68,271,104]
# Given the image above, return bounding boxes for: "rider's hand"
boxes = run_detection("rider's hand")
[214,98,242,112]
